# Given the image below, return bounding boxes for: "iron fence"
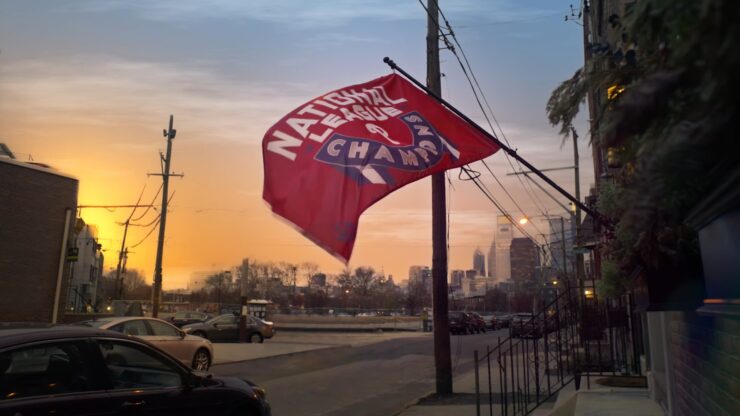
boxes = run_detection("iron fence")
[473,282,644,416]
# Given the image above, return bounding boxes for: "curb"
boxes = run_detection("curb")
[391,389,436,416]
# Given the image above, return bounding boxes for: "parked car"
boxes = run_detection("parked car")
[491,314,513,330]
[183,314,275,343]
[448,311,475,335]
[78,316,214,371]
[469,312,487,333]
[167,311,212,328]
[0,326,271,415]
[478,313,495,330]
[510,313,542,338]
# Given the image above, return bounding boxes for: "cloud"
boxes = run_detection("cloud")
[71,0,557,27]
[0,55,314,144]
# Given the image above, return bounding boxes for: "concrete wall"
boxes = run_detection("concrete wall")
[0,159,78,322]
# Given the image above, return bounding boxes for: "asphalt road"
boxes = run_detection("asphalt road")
[212,328,510,416]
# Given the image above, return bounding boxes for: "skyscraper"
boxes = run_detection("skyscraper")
[450,270,465,291]
[487,240,496,279]
[408,265,432,294]
[495,215,513,281]
[510,237,538,281]
[473,248,486,276]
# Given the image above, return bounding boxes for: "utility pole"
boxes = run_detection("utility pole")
[239,259,250,343]
[115,220,130,299]
[572,127,585,284]
[560,217,569,281]
[427,0,452,395]
[151,115,181,318]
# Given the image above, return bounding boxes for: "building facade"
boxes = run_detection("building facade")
[547,217,575,275]
[449,269,465,292]
[510,237,538,281]
[487,241,496,279]
[494,215,513,281]
[0,155,78,322]
[472,248,485,277]
[66,219,105,312]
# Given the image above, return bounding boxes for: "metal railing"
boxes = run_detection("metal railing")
[473,283,644,416]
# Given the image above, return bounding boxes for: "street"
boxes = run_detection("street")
[212,329,509,416]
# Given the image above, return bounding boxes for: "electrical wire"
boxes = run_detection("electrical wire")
[128,191,175,249]
[130,183,163,222]
[129,216,160,249]
[435,5,553,219]
[418,0,554,245]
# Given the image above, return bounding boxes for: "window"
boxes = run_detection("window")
[147,320,180,337]
[0,342,94,400]
[97,340,182,390]
[111,320,150,337]
[174,312,188,319]
[214,315,236,325]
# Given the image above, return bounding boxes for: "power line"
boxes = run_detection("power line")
[460,166,542,249]
[131,183,163,222]
[425,2,556,236]
[128,191,175,249]
[129,217,161,249]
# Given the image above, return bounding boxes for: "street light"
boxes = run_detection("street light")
[518,217,529,225]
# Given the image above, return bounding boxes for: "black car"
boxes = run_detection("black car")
[0,326,270,416]
[168,311,212,328]
[448,311,475,335]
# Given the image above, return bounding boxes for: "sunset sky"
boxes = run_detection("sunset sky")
[1,1,593,288]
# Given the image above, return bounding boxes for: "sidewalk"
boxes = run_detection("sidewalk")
[396,371,661,416]
[396,369,480,416]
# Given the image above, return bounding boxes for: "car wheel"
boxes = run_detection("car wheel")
[192,330,208,339]
[249,332,264,343]
[192,348,211,371]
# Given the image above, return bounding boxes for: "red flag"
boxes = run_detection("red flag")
[262,73,499,262]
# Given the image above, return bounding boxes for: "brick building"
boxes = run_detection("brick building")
[0,155,78,322]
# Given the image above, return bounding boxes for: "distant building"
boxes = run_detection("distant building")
[0,154,78,323]
[408,265,432,294]
[66,218,105,312]
[465,269,478,280]
[487,241,496,279]
[510,237,538,281]
[450,270,465,291]
[473,248,486,276]
[494,216,513,281]
[547,217,575,274]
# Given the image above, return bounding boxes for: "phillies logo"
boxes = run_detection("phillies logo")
[314,112,460,185]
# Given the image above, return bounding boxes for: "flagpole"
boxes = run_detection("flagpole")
[382,57,609,228]
[426,0,453,396]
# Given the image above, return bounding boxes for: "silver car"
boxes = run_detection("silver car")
[79,317,214,371]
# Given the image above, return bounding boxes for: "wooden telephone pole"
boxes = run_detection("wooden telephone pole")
[427,0,453,395]
[151,115,182,317]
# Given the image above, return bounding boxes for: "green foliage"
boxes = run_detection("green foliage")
[597,260,632,298]
[547,0,740,292]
